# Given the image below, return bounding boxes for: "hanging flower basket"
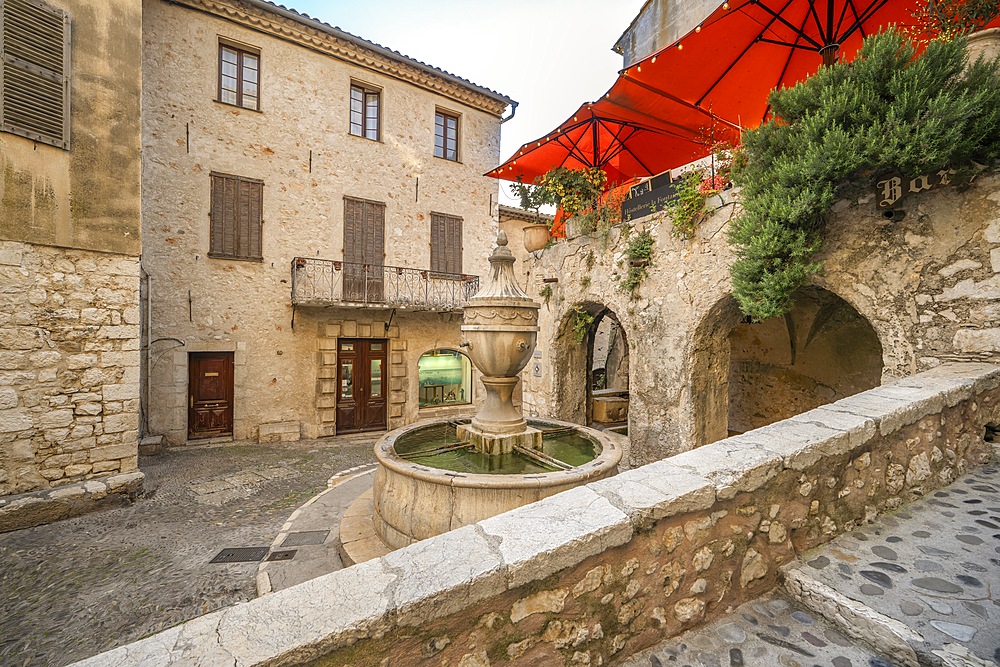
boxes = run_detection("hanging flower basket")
[522,223,550,252]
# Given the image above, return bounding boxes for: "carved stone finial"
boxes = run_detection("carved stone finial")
[497,230,508,247]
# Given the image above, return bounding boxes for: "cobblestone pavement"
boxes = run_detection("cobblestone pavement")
[0,436,377,667]
[621,464,1000,667]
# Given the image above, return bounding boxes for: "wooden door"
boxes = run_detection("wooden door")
[336,339,388,434]
[343,197,385,302]
[188,352,234,439]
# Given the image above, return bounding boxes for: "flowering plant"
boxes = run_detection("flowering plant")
[915,0,999,40]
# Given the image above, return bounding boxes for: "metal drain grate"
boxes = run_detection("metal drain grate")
[209,547,269,564]
[280,530,330,547]
[266,549,297,562]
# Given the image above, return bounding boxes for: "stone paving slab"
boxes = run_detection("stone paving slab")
[793,464,1000,664]
[619,591,894,667]
[0,437,377,667]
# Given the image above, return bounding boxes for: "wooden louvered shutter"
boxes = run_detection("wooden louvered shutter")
[430,212,462,275]
[1,0,71,150]
[344,197,360,264]
[210,173,263,260]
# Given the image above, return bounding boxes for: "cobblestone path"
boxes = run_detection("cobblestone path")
[0,438,377,667]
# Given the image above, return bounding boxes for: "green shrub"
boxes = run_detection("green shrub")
[729,30,1000,321]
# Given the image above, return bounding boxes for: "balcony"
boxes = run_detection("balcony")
[291,257,480,311]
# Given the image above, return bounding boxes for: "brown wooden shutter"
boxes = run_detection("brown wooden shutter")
[210,173,262,260]
[1,0,71,150]
[344,197,360,263]
[430,212,462,275]
[344,197,384,266]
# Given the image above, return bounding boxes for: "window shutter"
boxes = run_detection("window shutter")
[430,212,462,275]
[1,0,70,149]
[371,201,384,267]
[210,173,262,261]
[344,198,359,263]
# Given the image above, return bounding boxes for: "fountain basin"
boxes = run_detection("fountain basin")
[372,417,622,549]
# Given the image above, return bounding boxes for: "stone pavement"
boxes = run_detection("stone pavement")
[620,464,1000,667]
[0,435,377,667]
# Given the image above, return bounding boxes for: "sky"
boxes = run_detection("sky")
[285,0,647,205]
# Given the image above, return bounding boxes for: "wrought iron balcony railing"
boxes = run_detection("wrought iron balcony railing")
[291,257,479,311]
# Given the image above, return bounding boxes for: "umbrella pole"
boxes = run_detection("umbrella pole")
[820,43,840,66]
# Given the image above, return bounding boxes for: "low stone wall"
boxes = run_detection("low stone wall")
[0,241,142,517]
[72,363,998,667]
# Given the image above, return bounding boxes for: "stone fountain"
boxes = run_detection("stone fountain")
[369,232,621,550]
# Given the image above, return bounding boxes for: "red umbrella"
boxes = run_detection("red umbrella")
[619,0,932,131]
[488,95,740,186]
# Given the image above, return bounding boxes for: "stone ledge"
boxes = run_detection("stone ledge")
[67,362,999,666]
[0,471,144,533]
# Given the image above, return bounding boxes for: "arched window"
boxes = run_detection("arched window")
[418,349,472,407]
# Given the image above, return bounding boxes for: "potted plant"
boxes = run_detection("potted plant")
[510,167,608,244]
[509,177,552,252]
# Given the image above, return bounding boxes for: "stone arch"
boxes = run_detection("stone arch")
[552,301,629,429]
[689,286,884,447]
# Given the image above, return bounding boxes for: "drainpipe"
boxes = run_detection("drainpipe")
[500,101,518,124]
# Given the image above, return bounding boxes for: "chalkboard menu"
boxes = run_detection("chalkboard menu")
[621,172,678,222]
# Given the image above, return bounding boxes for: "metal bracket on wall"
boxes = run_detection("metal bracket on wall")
[291,303,297,331]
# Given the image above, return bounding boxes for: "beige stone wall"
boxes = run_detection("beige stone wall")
[0,0,143,503]
[142,0,503,444]
[0,242,140,495]
[520,174,1000,466]
[0,0,142,255]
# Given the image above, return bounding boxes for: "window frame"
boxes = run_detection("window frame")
[434,109,460,162]
[349,82,381,141]
[217,40,260,111]
[209,171,264,262]
[0,0,72,150]
[417,348,473,408]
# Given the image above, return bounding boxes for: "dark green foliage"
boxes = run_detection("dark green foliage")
[729,30,1000,320]
[619,230,655,295]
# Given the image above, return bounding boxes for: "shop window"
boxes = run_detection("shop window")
[418,349,471,407]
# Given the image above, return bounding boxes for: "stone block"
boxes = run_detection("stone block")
[0,388,17,410]
[258,421,300,443]
[668,437,783,499]
[341,320,357,337]
[75,402,103,416]
[358,323,371,338]
[0,410,33,434]
[92,460,120,474]
[97,325,140,340]
[103,413,138,434]
[90,443,137,462]
[64,464,93,477]
[954,328,1000,354]
[80,308,110,325]
[478,486,633,589]
[592,397,628,423]
[382,524,506,626]
[588,459,714,527]
[0,243,24,267]
[0,351,26,370]
[325,323,342,338]
[318,338,338,350]
[390,339,407,351]
[67,354,99,370]
[208,558,396,665]
[754,416,870,470]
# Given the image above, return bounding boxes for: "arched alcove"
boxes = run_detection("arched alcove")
[691,287,884,446]
[552,302,629,431]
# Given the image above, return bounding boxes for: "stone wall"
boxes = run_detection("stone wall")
[142,0,505,445]
[0,0,143,524]
[520,173,1000,466]
[0,242,142,527]
[71,362,999,666]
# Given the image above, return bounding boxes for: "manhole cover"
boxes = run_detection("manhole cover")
[266,550,297,562]
[209,547,269,564]
[280,530,330,547]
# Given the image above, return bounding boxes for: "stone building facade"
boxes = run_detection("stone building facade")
[0,0,144,526]
[141,0,513,445]
[519,173,1000,467]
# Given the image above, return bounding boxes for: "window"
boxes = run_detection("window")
[349,83,380,140]
[430,212,462,276]
[434,110,459,161]
[210,172,263,261]
[0,0,71,149]
[418,349,472,407]
[218,42,259,110]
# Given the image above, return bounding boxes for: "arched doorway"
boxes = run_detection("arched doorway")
[691,287,883,446]
[552,302,629,431]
